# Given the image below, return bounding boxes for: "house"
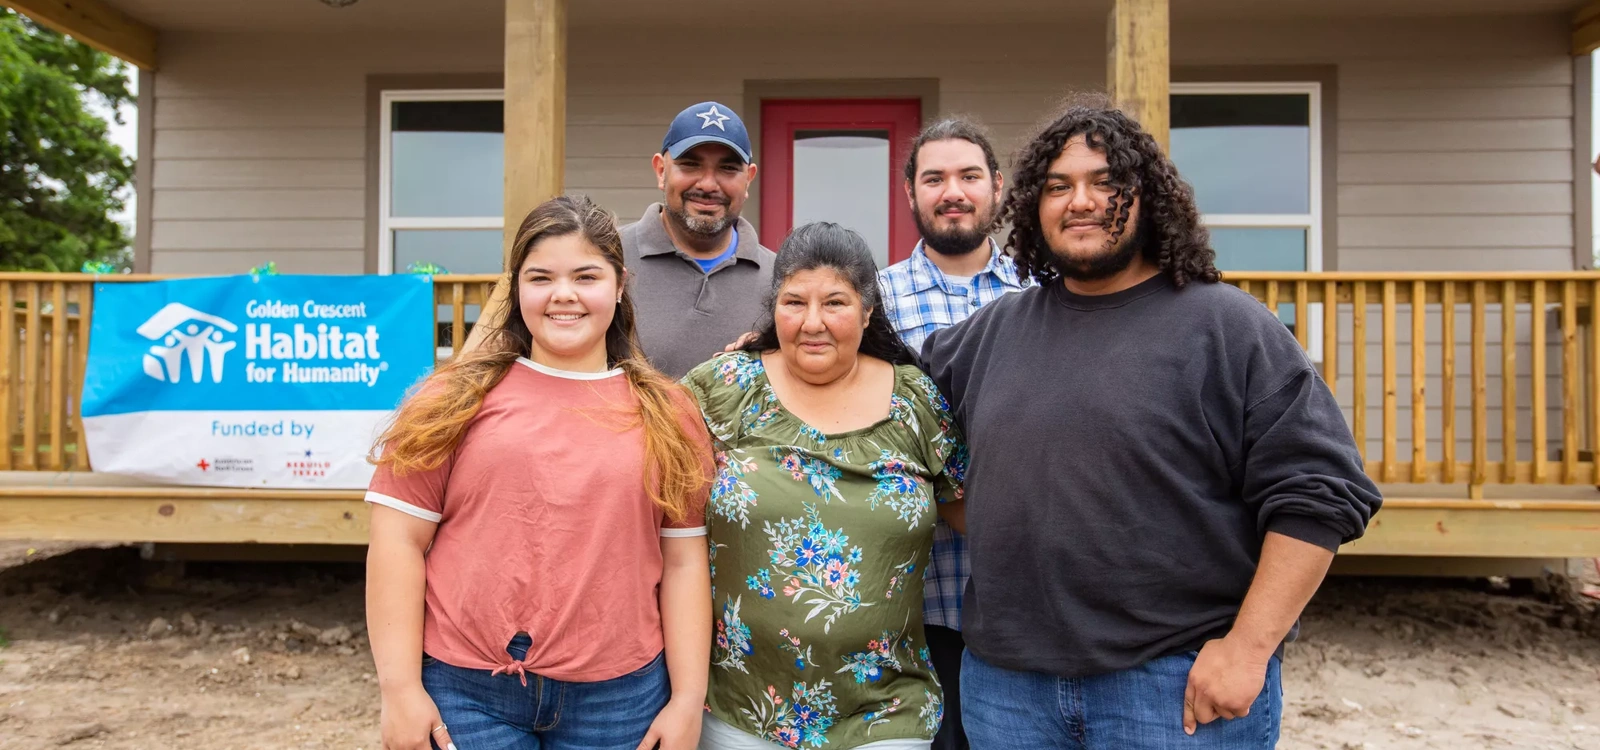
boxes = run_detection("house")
[4,0,1600,567]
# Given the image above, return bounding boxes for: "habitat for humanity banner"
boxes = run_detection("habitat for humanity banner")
[81,274,435,488]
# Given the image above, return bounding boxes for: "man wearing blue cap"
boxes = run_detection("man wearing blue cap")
[621,101,775,379]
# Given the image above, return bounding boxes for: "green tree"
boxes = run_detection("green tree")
[0,9,133,272]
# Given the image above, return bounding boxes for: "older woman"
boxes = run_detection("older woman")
[682,222,966,750]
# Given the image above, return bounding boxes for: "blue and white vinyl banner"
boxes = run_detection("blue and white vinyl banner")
[81,274,436,488]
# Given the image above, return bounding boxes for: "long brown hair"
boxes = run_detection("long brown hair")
[372,194,708,522]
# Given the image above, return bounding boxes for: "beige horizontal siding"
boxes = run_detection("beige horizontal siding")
[1336,58,1572,89]
[571,188,664,215]
[151,220,364,250]
[1340,151,1572,184]
[150,249,365,275]
[568,94,745,126]
[1338,248,1575,271]
[1338,216,1572,249]
[152,189,366,220]
[1339,86,1572,120]
[152,159,365,190]
[1337,184,1571,216]
[153,128,365,160]
[566,158,661,190]
[154,96,366,129]
[1177,15,1561,61]
[1340,119,1571,153]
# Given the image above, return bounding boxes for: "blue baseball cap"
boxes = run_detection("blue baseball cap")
[662,101,752,163]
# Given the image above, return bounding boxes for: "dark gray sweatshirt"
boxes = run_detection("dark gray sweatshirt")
[920,273,1381,678]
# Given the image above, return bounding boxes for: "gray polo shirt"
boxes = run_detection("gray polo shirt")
[621,203,775,379]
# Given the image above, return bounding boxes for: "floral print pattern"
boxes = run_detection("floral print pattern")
[683,352,967,749]
[779,628,817,670]
[715,596,755,674]
[713,450,762,528]
[772,447,847,504]
[864,450,932,529]
[763,502,869,633]
[741,681,840,749]
[837,630,909,684]
[885,556,917,600]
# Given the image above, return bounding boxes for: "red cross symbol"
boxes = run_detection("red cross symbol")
[196,459,211,471]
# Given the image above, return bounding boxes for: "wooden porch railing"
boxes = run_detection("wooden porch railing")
[1228,272,1600,491]
[5,271,1600,495]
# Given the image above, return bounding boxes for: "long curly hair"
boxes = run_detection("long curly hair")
[371,195,708,523]
[740,222,914,366]
[1001,100,1218,288]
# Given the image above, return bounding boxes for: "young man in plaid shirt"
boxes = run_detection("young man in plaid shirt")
[878,117,1026,750]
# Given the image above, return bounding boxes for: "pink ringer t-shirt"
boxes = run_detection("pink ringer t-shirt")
[366,358,712,682]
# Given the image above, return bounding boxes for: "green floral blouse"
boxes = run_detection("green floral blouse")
[682,351,967,750]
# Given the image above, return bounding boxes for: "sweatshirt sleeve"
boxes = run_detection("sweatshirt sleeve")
[918,308,981,417]
[1242,367,1383,551]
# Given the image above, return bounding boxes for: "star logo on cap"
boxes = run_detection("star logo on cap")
[696,105,731,131]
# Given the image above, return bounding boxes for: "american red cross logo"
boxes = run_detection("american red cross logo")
[196,459,211,471]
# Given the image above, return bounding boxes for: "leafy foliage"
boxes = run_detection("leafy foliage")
[0,9,134,271]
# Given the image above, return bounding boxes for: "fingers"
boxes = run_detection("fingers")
[1182,681,1196,736]
[634,723,661,750]
[1192,694,1218,728]
[432,722,457,750]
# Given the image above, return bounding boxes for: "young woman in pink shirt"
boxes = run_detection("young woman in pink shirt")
[365,195,713,750]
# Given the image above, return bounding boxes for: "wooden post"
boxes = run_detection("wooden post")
[463,0,567,356]
[1107,0,1170,151]
[503,0,566,250]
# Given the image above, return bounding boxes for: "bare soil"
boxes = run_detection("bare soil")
[0,541,1596,750]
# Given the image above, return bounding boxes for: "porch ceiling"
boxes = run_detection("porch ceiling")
[106,0,1581,33]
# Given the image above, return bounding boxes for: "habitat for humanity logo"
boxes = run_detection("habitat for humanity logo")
[138,303,239,384]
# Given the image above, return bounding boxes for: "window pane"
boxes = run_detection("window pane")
[1212,227,1306,330]
[792,130,890,269]
[1170,93,1310,215]
[1210,227,1307,272]
[391,100,504,218]
[395,229,503,274]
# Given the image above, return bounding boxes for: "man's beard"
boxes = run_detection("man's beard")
[913,199,997,257]
[666,189,735,237]
[1052,217,1149,282]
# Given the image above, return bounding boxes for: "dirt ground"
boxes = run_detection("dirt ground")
[0,542,1597,750]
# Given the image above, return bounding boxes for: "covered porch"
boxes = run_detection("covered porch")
[4,0,1600,560]
[4,270,1600,561]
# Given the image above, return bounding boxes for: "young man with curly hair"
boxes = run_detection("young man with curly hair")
[919,102,1383,748]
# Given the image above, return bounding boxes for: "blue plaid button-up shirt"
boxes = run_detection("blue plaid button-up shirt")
[878,241,1027,631]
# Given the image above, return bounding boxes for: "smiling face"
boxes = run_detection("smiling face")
[516,232,621,372]
[653,142,757,238]
[1037,134,1144,280]
[906,138,1002,257]
[773,267,870,379]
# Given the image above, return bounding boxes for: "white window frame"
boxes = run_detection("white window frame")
[377,89,506,274]
[1172,81,1323,354]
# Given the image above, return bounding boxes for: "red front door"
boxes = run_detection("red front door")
[759,99,922,267]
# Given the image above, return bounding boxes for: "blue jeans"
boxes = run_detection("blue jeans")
[961,648,1281,749]
[421,634,669,750]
